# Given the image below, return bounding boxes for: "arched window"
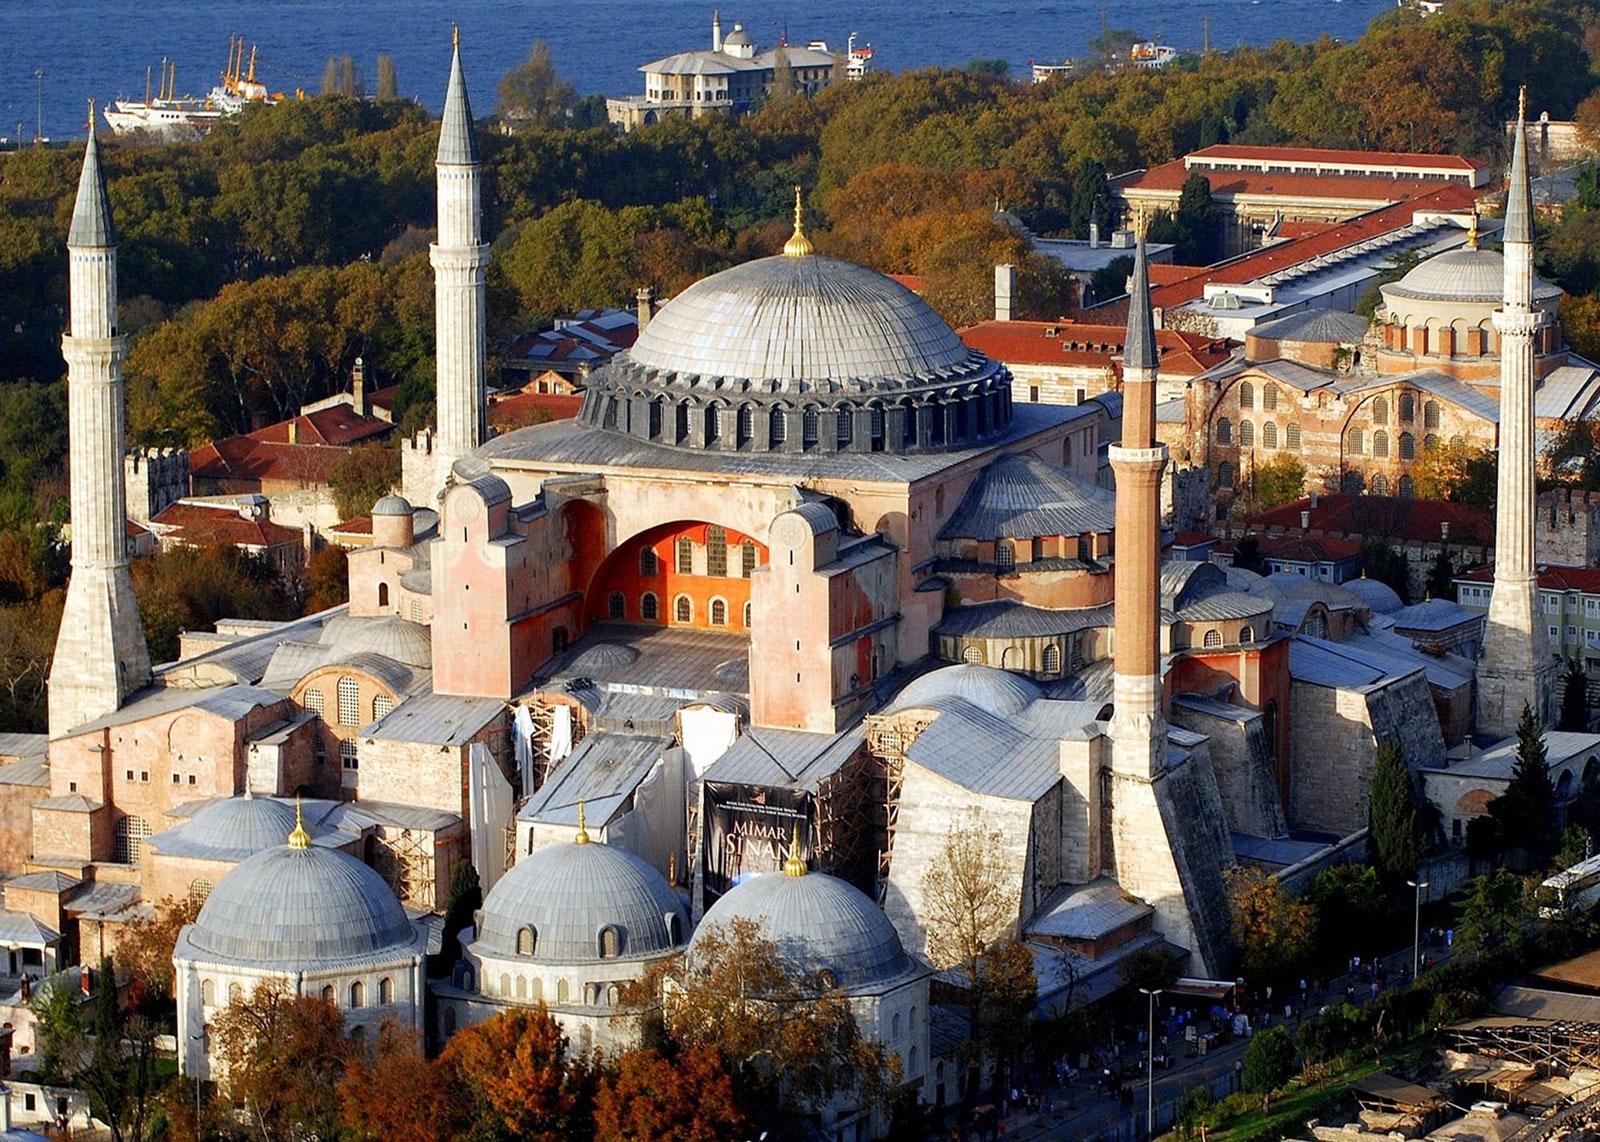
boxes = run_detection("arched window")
[1238,420,1254,447]
[349,982,365,1009]
[1043,644,1062,675]
[1343,469,1364,494]
[517,927,536,956]
[114,815,150,865]
[741,541,757,578]
[737,404,754,446]
[1372,473,1390,496]
[911,1006,919,1031]
[639,547,659,577]
[378,977,393,1005]
[515,975,527,999]
[1203,629,1223,648]
[911,1046,920,1073]
[1240,625,1254,644]
[599,927,620,958]
[1399,432,1415,460]
[996,542,1015,573]
[1399,474,1415,499]
[304,687,324,716]
[1425,433,1440,452]
[870,406,886,451]
[228,982,242,1004]
[676,536,693,574]
[608,591,626,619]
[337,676,360,726]
[1262,422,1278,449]
[1372,430,1389,459]
[1263,384,1278,411]
[201,979,215,1007]
[648,399,663,439]
[1348,427,1364,455]
[641,593,659,621]
[962,646,985,665]
[321,984,334,1003]
[377,582,389,608]
[1218,461,1235,489]
[802,407,819,449]
[893,1012,902,1038]
[674,595,692,623]
[1450,434,1465,448]
[1286,423,1302,451]
[675,401,689,443]
[189,878,213,905]
[704,404,721,446]
[1372,397,1388,425]
[769,407,787,446]
[1239,381,1255,410]
[531,977,543,1003]
[1399,393,1415,422]
[743,601,753,628]
[372,694,393,721]
[1216,417,1232,444]
[1424,400,1441,428]
[557,979,570,1004]
[710,598,728,626]
[341,738,358,772]
[837,408,854,447]
[706,525,728,576]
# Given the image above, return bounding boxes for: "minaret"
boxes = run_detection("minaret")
[430,29,488,495]
[48,104,151,738]
[1478,88,1556,738]
[1108,238,1168,779]
[713,8,724,52]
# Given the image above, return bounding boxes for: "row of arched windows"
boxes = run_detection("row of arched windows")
[957,643,1063,674]
[646,532,758,579]
[201,977,394,1009]
[1237,381,1282,410]
[606,591,752,628]
[303,682,391,727]
[1199,625,1254,649]
[1349,429,1434,459]
[487,972,622,1008]
[1216,418,1302,452]
[1340,471,1417,497]
[1368,395,1440,426]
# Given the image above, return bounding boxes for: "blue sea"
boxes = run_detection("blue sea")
[0,0,1387,143]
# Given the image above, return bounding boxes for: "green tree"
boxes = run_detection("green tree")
[1068,159,1113,239]
[1368,738,1426,896]
[436,859,483,977]
[1306,864,1387,960]
[1488,703,1556,866]
[376,53,398,100]
[498,41,578,127]
[770,46,797,107]
[1456,869,1531,955]
[328,440,401,520]
[964,59,1011,80]
[1561,659,1591,732]
[1088,254,1134,306]
[1426,548,1457,602]
[1119,945,1181,994]
[1253,454,1306,511]
[1225,867,1315,986]
[1241,1025,1296,1108]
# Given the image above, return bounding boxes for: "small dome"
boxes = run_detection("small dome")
[889,663,1042,717]
[164,797,300,860]
[318,614,432,669]
[1384,247,1561,305]
[722,25,752,45]
[1342,576,1403,614]
[476,841,686,963]
[568,643,641,672]
[187,844,413,964]
[372,494,413,517]
[691,872,910,990]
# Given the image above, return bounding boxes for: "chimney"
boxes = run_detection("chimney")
[287,418,299,445]
[1309,490,1318,509]
[1300,511,1311,530]
[1090,220,1101,249]
[636,286,655,332]
[994,264,1016,322]
[351,357,367,416]
[1441,520,1450,540]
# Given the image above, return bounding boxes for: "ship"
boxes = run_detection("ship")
[103,36,301,138]
[1031,59,1075,83]
[1128,41,1180,68]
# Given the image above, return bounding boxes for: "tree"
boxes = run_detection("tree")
[1241,1025,1296,1108]
[1231,536,1267,575]
[976,940,1038,1076]
[498,41,578,127]
[770,46,797,107]
[1253,454,1306,511]
[376,53,398,100]
[1456,869,1531,956]
[1119,945,1181,995]
[329,440,401,519]
[30,978,83,1085]
[441,1005,596,1142]
[1489,703,1556,866]
[1413,439,1497,506]
[1306,864,1387,961]
[30,964,160,1142]
[1225,867,1314,986]
[1561,659,1591,732]
[1426,548,1456,602]
[964,59,1011,80]
[115,893,201,1010]
[435,859,482,978]
[212,979,357,1142]
[305,544,350,614]
[1088,254,1134,306]
[1068,158,1113,240]
[130,546,294,663]
[340,1019,455,1142]
[1368,738,1426,896]
[593,1045,746,1142]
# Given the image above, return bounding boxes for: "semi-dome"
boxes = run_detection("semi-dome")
[577,253,1014,455]
[317,614,432,669]
[475,840,686,963]
[187,841,414,964]
[161,796,300,860]
[888,663,1042,718]
[1383,247,1561,305]
[691,870,910,990]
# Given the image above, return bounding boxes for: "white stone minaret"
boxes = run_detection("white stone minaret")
[48,106,151,738]
[430,29,488,494]
[1479,89,1556,738]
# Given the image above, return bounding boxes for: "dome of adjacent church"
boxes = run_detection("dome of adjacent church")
[889,663,1042,718]
[690,870,911,990]
[476,840,687,963]
[1384,247,1561,305]
[577,253,1014,455]
[317,614,432,669]
[166,796,301,860]
[186,842,413,965]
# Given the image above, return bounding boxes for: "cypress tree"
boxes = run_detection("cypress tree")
[1368,737,1424,894]
[1560,660,1590,732]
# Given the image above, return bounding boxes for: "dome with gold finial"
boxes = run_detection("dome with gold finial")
[783,186,814,258]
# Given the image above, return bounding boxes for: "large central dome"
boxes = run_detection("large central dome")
[577,252,1014,456]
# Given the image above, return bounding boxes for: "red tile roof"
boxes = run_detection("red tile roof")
[190,407,392,486]
[150,501,302,549]
[888,274,925,294]
[1460,565,1600,592]
[1118,163,1463,202]
[1247,493,1493,548]
[489,392,584,431]
[1257,534,1362,563]
[958,320,1233,376]
[1185,144,1483,172]
[331,516,373,535]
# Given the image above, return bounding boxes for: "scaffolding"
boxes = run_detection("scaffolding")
[1450,1021,1600,1070]
[864,712,933,903]
[371,826,437,910]
[524,696,587,791]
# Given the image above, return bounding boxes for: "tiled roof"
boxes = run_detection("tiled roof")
[1185,143,1482,172]
[1259,535,1362,563]
[190,406,392,485]
[489,392,584,430]
[150,501,302,549]
[958,319,1232,375]
[1460,565,1600,594]
[1248,493,1493,547]
[330,515,373,535]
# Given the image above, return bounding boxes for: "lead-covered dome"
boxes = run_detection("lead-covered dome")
[475,840,687,963]
[691,871,912,990]
[578,253,1014,455]
[186,843,414,964]
[889,663,1042,717]
[1383,247,1560,304]
[156,796,301,861]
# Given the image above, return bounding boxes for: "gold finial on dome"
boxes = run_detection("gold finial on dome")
[783,821,807,878]
[453,24,460,50]
[784,186,814,258]
[668,851,677,886]
[287,795,311,850]
[575,799,590,845]
[1467,205,1479,251]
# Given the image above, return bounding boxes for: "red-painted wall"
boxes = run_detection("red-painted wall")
[585,521,768,632]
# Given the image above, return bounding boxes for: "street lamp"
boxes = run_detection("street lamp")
[1407,876,1429,982]
[1139,986,1165,1140]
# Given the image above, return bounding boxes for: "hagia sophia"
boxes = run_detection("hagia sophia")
[0,40,1579,1133]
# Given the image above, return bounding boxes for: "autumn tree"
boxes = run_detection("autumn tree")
[1368,738,1426,897]
[116,893,202,1010]
[498,41,578,128]
[440,1004,597,1142]
[1225,867,1314,986]
[329,440,401,519]
[212,979,358,1142]
[304,544,350,614]
[131,546,294,663]
[1251,454,1306,511]
[340,1019,455,1142]
[594,1045,746,1142]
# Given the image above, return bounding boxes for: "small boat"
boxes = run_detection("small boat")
[104,35,301,138]
[1031,59,1075,83]
[1128,41,1179,68]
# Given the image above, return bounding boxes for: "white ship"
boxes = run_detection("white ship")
[103,36,300,138]
[1031,59,1075,83]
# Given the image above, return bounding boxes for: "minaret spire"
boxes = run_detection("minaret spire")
[427,29,488,498]
[48,104,152,736]
[1478,84,1556,737]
